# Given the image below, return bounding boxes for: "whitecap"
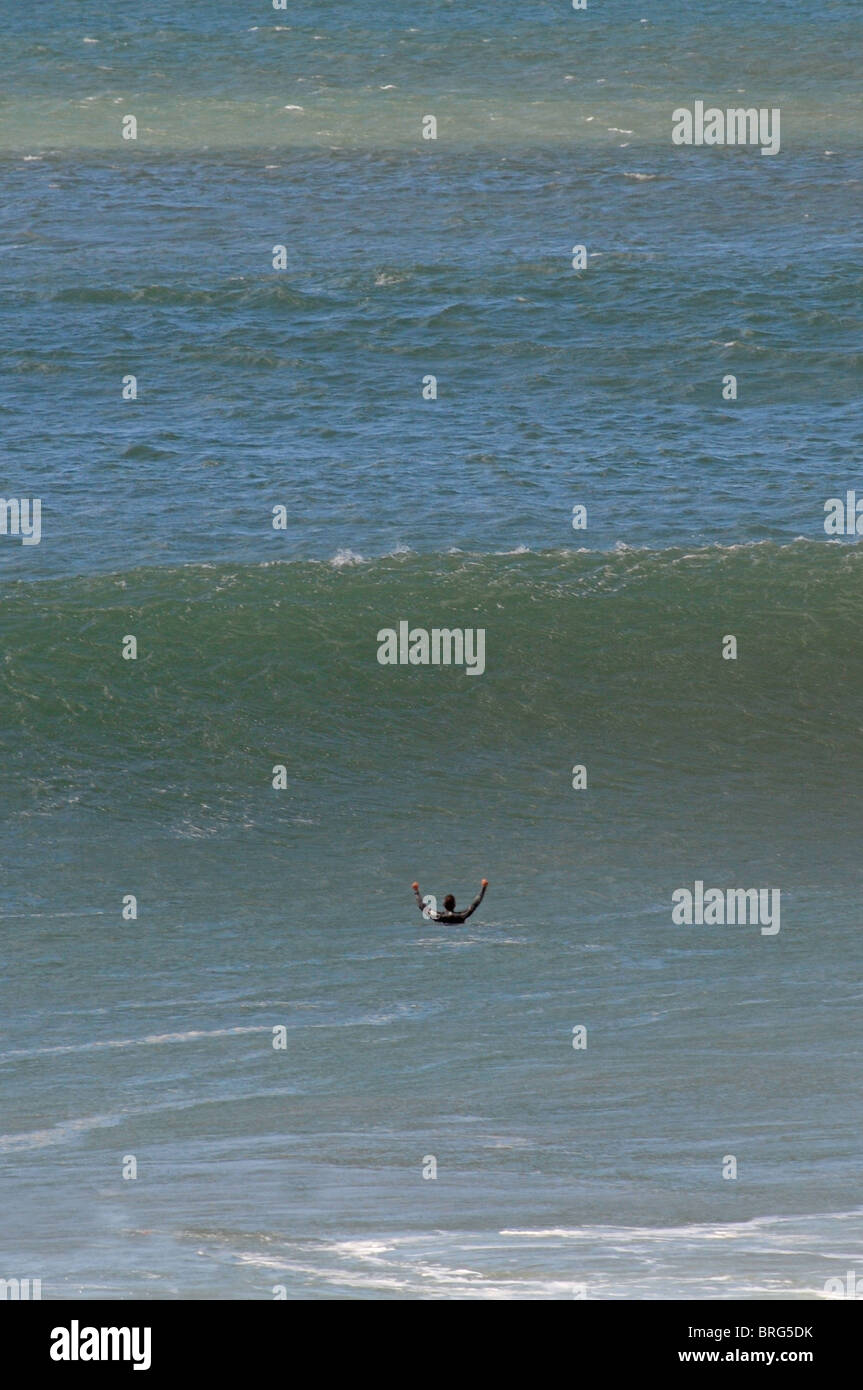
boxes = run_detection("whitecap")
[329,548,365,567]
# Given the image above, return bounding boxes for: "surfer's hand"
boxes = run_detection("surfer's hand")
[481,878,488,888]
[412,882,419,892]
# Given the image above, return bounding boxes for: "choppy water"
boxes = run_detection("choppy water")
[1,0,861,1299]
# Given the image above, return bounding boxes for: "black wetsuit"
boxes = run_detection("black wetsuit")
[414,885,486,924]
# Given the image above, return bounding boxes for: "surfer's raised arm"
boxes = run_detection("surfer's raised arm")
[461,878,489,920]
[411,878,486,925]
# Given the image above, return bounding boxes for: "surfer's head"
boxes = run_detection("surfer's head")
[443,894,456,911]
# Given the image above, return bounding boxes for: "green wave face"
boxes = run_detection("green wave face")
[2,545,859,850]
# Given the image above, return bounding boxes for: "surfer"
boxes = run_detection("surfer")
[412,879,488,924]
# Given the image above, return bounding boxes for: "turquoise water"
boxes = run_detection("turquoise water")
[0,0,861,1299]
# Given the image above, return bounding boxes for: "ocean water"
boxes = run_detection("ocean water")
[0,0,861,1300]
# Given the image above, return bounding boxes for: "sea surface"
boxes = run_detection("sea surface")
[0,0,861,1299]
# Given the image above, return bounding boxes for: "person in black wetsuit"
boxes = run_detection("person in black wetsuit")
[412,879,488,924]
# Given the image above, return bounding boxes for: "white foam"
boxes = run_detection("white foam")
[329,548,365,567]
[0,1024,271,1065]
